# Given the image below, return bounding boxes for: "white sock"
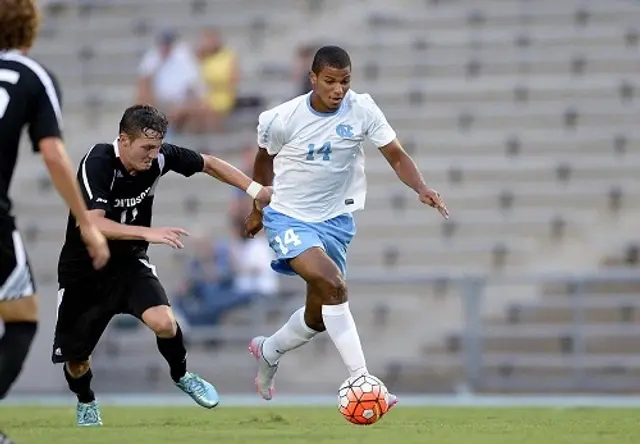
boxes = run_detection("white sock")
[322,302,368,378]
[262,306,318,365]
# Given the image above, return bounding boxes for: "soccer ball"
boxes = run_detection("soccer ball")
[337,374,389,425]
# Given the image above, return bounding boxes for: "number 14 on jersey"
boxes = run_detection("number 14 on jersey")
[274,228,302,255]
[306,142,332,161]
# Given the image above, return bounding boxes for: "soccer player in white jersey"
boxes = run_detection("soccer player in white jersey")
[244,46,449,406]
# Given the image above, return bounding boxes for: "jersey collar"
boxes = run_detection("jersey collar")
[112,138,134,177]
[0,49,22,58]
[306,92,344,117]
[112,138,120,157]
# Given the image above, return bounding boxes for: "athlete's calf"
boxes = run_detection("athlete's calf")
[0,296,38,399]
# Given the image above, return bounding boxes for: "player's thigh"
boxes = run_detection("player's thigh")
[0,229,38,320]
[289,213,355,289]
[0,295,38,322]
[318,214,356,277]
[262,207,324,276]
[124,259,175,333]
[52,283,114,364]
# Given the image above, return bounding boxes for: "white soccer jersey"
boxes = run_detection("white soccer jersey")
[257,90,396,223]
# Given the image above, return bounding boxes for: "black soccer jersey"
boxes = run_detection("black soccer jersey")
[57,140,205,283]
[0,50,63,227]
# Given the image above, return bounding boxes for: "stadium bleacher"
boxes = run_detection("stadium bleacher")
[9,0,640,395]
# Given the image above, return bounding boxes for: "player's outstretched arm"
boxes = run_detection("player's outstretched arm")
[379,139,449,219]
[243,147,275,238]
[252,147,275,187]
[201,154,272,206]
[86,210,188,249]
[39,138,110,268]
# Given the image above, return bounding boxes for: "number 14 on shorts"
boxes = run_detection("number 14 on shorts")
[274,228,302,255]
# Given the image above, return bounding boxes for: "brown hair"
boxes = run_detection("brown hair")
[0,0,40,51]
[119,104,168,140]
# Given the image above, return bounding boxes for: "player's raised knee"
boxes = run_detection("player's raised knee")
[314,273,347,305]
[66,360,90,378]
[142,306,177,337]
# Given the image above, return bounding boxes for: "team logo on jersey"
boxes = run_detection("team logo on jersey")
[114,186,152,208]
[336,123,354,138]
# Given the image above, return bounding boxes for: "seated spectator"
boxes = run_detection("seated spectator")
[184,232,233,294]
[174,218,278,327]
[136,29,207,137]
[196,28,239,133]
[229,217,279,301]
[173,230,235,326]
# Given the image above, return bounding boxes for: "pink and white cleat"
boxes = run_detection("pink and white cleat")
[248,336,278,400]
[383,393,398,416]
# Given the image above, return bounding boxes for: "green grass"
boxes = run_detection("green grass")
[2,406,639,444]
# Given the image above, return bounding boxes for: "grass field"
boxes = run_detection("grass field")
[2,406,639,443]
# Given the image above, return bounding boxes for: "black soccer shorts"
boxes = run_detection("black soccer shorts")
[0,229,36,302]
[51,257,170,363]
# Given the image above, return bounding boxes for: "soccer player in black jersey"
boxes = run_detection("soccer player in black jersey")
[52,104,271,426]
[0,0,109,428]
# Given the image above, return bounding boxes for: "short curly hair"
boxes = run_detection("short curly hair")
[119,104,168,140]
[0,0,40,51]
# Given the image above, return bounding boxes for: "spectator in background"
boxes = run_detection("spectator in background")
[180,229,234,296]
[228,216,279,301]
[174,218,278,327]
[196,28,239,133]
[292,44,315,96]
[173,228,235,327]
[137,29,207,136]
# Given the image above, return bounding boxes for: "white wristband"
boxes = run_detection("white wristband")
[246,181,263,199]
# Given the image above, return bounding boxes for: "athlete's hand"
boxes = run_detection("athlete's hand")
[254,185,273,211]
[244,205,263,239]
[79,222,110,269]
[143,227,190,249]
[419,187,450,219]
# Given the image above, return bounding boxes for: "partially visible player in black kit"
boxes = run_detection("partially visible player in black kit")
[0,0,110,440]
[0,1,110,440]
[53,104,272,426]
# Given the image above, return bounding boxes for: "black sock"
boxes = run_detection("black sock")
[156,324,187,383]
[64,365,95,403]
[0,321,37,399]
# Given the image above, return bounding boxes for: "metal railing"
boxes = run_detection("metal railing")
[348,267,640,393]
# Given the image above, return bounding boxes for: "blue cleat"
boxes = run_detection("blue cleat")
[176,372,219,409]
[76,400,102,427]
[0,430,16,443]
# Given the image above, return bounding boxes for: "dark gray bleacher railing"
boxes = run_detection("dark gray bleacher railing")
[346,267,640,393]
